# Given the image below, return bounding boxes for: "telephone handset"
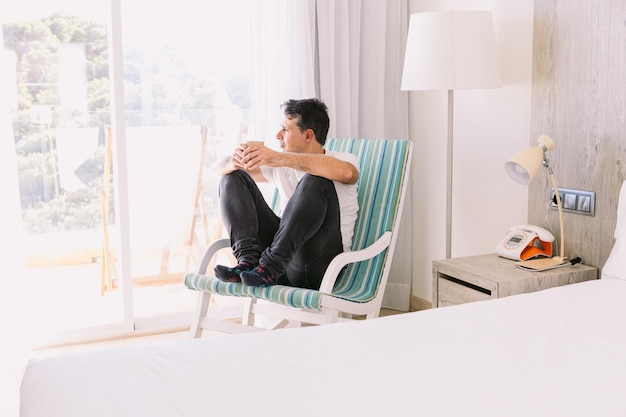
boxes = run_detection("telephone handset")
[496,224,554,261]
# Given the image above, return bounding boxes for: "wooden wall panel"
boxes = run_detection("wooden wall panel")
[530,1,626,272]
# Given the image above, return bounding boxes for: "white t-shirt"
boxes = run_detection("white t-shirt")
[260,150,359,251]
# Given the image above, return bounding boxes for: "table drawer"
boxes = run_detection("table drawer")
[437,274,496,307]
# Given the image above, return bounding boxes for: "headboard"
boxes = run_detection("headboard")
[529,1,626,272]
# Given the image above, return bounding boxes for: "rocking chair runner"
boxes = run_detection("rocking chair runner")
[184,138,413,336]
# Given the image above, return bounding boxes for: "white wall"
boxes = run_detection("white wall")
[407,0,535,301]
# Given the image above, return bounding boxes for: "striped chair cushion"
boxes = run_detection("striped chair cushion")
[185,273,323,310]
[184,138,411,311]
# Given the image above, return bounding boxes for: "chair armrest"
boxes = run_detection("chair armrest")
[196,238,231,274]
[317,231,392,294]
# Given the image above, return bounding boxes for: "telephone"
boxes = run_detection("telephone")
[496,224,555,261]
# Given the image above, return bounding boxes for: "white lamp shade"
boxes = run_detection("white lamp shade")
[401,11,501,91]
[504,147,544,185]
[505,134,556,185]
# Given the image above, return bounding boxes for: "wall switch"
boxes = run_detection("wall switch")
[550,187,595,216]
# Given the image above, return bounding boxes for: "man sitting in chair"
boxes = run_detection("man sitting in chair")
[214,98,359,289]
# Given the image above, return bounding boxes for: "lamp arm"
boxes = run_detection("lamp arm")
[548,168,566,261]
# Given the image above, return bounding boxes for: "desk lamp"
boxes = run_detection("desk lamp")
[505,134,567,269]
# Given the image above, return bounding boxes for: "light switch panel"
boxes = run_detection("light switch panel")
[550,187,595,217]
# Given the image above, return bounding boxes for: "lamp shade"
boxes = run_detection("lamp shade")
[505,134,555,185]
[401,10,501,91]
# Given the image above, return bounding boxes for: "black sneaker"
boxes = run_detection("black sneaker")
[214,261,255,283]
[240,264,277,287]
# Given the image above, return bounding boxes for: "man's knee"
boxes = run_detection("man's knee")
[219,170,254,194]
[220,169,251,184]
[297,174,334,193]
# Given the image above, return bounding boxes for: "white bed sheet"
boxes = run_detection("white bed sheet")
[20,276,626,417]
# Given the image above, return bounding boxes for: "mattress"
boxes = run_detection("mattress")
[20,276,626,417]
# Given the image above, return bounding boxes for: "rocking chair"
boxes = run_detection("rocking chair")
[184,138,413,336]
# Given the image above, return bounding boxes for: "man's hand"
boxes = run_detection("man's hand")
[217,143,269,182]
[238,143,276,171]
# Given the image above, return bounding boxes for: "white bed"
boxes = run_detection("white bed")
[20,182,626,417]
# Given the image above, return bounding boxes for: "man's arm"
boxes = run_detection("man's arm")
[242,147,358,185]
[275,153,358,184]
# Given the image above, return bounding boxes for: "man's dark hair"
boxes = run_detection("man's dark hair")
[281,98,330,145]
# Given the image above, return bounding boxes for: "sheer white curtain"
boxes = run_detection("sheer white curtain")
[0,38,25,277]
[248,0,317,143]
[1,31,28,375]
[316,0,409,140]
[250,0,409,141]
[249,0,412,310]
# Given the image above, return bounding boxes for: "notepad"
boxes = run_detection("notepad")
[516,257,569,272]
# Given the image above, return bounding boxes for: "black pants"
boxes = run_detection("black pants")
[218,170,343,289]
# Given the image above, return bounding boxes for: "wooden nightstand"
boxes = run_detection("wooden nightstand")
[432,253,598,308]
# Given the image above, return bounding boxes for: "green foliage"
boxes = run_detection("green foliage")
[43,13,83,43]
[4,14,109,233]
[21,188,102,233]
[16,151,47,207]
[4,11,252,234]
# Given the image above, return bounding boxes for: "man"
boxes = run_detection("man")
[214,98,359,289]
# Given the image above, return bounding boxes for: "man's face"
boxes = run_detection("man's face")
[276,115,307,153]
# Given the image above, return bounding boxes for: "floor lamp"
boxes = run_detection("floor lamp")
[401,10,501,258]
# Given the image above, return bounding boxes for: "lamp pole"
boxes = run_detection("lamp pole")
[445,90,454,258]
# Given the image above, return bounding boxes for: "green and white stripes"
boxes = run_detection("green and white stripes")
[325,138,410,303]
[185,273,323,310]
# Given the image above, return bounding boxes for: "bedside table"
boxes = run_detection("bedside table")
[432,253,598,308]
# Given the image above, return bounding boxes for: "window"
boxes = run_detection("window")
[1,0,253,344]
